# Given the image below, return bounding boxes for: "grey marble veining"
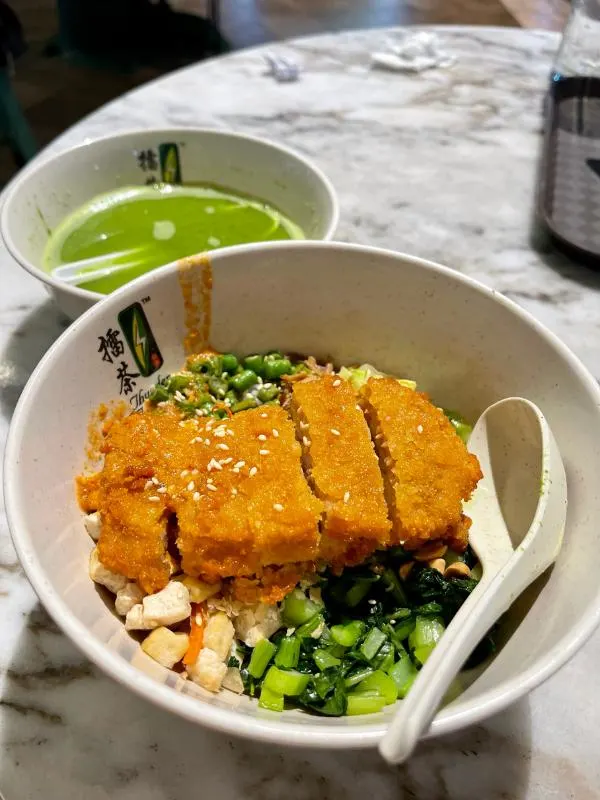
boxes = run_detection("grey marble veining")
[1,26,600,800]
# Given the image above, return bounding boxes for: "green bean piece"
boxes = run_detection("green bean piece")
[221,353,239,373]
[208,376,228,399]
[187,354,222,376]
[257,385,279,403]
[149,385,170,404]
[167,374,192,393]
[243,355,264,375]
[264,357,293,380]
[231,397,258,413]
[230,369,258,393]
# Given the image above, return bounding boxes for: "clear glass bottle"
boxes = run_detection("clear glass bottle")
[538,0,600,268]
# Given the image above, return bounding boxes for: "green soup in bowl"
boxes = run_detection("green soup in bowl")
[43,183,305,294]
[1,128,338,319]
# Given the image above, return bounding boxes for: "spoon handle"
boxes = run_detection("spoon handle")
[379,550,530,765]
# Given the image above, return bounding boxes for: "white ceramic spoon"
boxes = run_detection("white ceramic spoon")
[379,397,567,765]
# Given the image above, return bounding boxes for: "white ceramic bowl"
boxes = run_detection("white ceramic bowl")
[5,241,600,749]
[0,128,338,320]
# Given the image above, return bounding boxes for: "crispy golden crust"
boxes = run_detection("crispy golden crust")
[291,375,391,567]
[86,405,323,590]
[361,378,482,550]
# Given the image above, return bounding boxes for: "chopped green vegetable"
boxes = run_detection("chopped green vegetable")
[346,693,386,716]
[263,666,310,697]
[229,369,258,393]
[331,620,365,647]
[355,670,398,705]
[313,649,341,671]
[282,589,322,627]
[388,653,418,698]
[275,636,301,670]
[258,686,284,712]
[408,615,445,664]
[296,613,324,639]
[443,409,473,443]
[243,354,264,374]
[248,639,276,679]
[360,627,387,661]
[221,353,239,373]
[149,385,170,403]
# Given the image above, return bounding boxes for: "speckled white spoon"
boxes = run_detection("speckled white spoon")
[379,397,567,765]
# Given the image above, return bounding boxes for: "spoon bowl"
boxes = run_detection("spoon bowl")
[379,397,567,764]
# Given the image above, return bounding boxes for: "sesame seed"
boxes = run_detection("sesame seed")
[343,491,350,503]
[192,469,199,475]
[157,486,167,494]
[273,503,284,512]
[144,480,154,491]
[249,466,258,477]
[258,434,267,441]
[190,437,201,444]
[303,436,311,447]
[224,398,232,406]
[231,487,238,496]
[216,443,229,451]
[299,421,309,431]
[272,429,279,438]
[207,483,217,492]
[417,424,423,434]
[368,599,377,605]
[193,492,200,502]
[390,619,397,626]
[180,470,189,478]
[263,383,273,389]
[175,390,186,402]
[356,404,362,411]
[232,468,240,474]
[157,401,169,408]
[195,409,203,417]
[152,477,160,485]
[221,458,233,465]
[214,427,226,438]
[195,614,203,625]
[331,428,341,436]
[333,379,341,387]
[148,496,160,502]
[260,413,268,418]
[234,461,246,470]
[187,481,195,491]
[204,439,211,446]
[259,449,270,456]
[227,429,235,437]
[208,458,223,471]
[178,421,186,428]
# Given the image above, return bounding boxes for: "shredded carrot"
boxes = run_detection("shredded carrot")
[213,401,233,419]
[183,603,206,666]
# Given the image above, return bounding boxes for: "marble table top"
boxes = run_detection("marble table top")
[2,25,600,800]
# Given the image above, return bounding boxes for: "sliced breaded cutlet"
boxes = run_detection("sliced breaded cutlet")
[177,405,324,582]
[83,405,323,592]
[290,375,391,568]
[361,378,482,551]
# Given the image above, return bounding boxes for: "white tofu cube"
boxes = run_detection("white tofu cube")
[142,581,191,627]
[115,582,145,616]
[141,627,189,668]
[222,667,244,695]
[234,603,281,647]
[84,512,102,542]
[188,647,227,692]
[177,576,222,604]
[125,604,156,631]
[203,612,235,661]
[88,547,127,594]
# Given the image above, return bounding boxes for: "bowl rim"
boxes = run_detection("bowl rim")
[5,239,600,748]
[0,126,339,304]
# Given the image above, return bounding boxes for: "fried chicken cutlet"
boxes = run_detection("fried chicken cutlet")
[361,378,482,550]
[290,374,391,568]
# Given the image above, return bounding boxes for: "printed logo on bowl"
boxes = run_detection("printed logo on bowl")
[135,142,182,185]
[118,302,164,379]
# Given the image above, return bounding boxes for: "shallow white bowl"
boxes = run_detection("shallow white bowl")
[5,241,600,749]
[0,128,338,320]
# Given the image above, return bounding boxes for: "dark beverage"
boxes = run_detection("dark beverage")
[538,73,600,268]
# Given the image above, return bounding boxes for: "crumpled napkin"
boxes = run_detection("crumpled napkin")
[371,31,455,73]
